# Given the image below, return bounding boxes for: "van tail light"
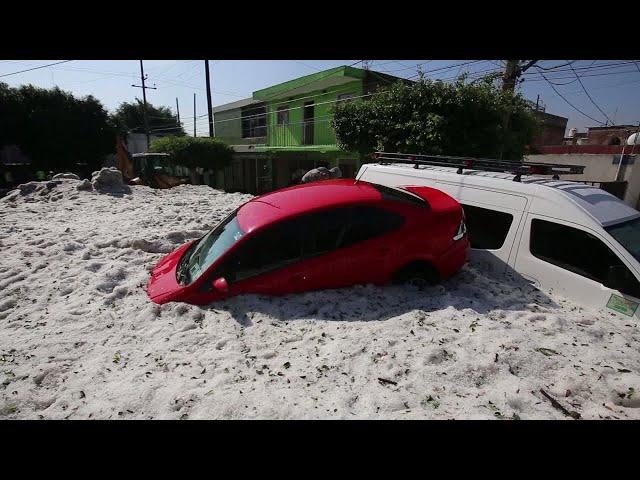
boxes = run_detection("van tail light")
[453,218,467,241]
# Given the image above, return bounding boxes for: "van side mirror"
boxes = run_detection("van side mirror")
[212,277,229,293]
[606,265,630,292]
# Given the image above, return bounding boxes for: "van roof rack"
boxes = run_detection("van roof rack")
[372,152,585,181]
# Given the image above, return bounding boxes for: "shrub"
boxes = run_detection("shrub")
[149,136,233,170]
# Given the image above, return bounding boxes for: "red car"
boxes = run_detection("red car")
[147,179,469,305]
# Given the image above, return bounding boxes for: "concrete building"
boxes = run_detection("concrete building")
[530,110,569,147]
[563,125,640,146]
[526,145,640,209]
[213,65,409,195]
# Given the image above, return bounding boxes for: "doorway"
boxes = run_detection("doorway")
[303,101,314,145]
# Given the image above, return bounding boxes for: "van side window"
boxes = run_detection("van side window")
[461,204,513,249]
[530,219,640,298]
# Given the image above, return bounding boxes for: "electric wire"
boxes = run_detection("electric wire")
[0,60,73,78]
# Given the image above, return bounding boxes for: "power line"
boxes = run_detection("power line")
[153,61,501,132]
[182,80,380,128]
[150,89,386,133]
[524,67,640,83]
[535,61,577,71]
[406,60,487,80]
[291,60,324,71]
[536,69,605,125]
[149,60,198,80]
[150,115,337,134]
[568,62,613,125]
[523,60,638,78]
[260,60,363,101]
[0,60,73,78]
[372,60,417,69]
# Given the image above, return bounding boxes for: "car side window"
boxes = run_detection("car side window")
[530,218,640,298]
[300,208,351,257]
[215,219,303,283]
[340,206,404,248]
[461,203,513,250]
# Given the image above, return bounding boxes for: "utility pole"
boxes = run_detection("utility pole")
[193,93,196,137]
[499,60,538,159]
[175,97,180,124]
[131,60,157,151]
[501,60,538,93]
[502,60,519,92]
[205,60,214,137]
[535,94,540,111]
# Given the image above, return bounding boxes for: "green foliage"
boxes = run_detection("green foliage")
[0,82,116,172]
[111,99,185,136]
[149,136,233,170]
[331,76,539,161]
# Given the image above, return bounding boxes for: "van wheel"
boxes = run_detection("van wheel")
[393,263,439,288]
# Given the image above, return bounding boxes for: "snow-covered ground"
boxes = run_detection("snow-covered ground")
[1,175,639,420]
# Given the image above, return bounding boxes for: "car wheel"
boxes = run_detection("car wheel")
[393,263,439,288]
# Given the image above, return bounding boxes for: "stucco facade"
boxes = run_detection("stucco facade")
[526,152,640,209]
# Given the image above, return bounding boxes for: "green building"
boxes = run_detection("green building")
[213,65,406,194]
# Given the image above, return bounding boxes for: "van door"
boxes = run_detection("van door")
[514,215,640,316]
[434,184,528,273]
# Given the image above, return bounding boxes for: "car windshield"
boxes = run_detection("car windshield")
[605,216,640,263]
[181,211,244,285]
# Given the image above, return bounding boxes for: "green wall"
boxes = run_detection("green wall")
[214,107,265,146]
[265,81,363,147]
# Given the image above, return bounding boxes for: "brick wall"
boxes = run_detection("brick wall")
[531,111,568,146]
[586,126,638,145]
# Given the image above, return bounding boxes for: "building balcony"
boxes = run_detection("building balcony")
[265,119,337,150]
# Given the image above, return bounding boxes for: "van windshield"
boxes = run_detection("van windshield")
[605,216,640,263]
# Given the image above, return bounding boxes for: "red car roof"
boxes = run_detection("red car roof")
[237,179,382,233]
[236,179,461,233]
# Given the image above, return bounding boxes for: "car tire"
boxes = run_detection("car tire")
[393,262,439,288]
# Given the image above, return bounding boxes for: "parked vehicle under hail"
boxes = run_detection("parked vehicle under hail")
[358,152,640,318]
[146,179,469,305]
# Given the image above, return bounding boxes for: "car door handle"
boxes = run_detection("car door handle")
[292,273,308,282]
[377,247,391,255]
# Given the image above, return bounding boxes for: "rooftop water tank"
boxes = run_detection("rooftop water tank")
[627,132,640,146]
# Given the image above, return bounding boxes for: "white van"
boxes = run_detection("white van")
[357,159,640,318]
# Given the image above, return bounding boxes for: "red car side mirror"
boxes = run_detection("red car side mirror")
[212,277,229,293]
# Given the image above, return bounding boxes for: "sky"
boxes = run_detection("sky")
[1,59,639,137]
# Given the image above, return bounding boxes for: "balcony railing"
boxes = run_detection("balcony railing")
[268,118,336,147]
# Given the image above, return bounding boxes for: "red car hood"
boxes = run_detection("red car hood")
[146,240,194,302]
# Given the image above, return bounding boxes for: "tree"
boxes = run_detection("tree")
[148,136,233,170]
[0,82,116,173]
[331,75,539,161]
[111,99,185,136]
